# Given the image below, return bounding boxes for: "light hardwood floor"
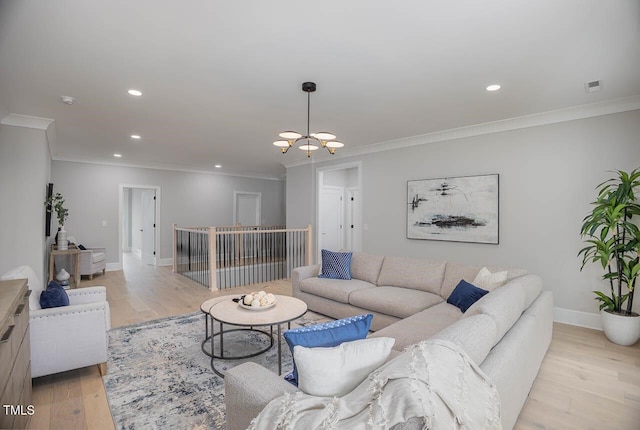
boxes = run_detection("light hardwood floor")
[28,257,640,429]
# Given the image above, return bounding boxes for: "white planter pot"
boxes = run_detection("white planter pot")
[601,309,640,346]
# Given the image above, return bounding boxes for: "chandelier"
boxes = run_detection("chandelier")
[273,82,344,158]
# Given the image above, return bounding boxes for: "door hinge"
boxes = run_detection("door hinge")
[351,225,354,228]
[351,197,354,201]
[153,196,156,200]
[153,223,156,228]
[153,251,156,256]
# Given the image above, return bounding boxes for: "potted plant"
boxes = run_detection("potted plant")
[578,168,640,346]
[44,192,70,250]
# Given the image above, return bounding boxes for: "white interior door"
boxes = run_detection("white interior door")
[235,192,261,226]
[346,188,362,251]
[319,186,344,253]
[140,189,156,265]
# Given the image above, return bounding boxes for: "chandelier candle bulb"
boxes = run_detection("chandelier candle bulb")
[273,81,344,157]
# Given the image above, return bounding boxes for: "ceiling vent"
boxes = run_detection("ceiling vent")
[584,80,602,93]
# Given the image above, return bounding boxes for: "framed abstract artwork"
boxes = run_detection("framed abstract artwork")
[407,174,499,244]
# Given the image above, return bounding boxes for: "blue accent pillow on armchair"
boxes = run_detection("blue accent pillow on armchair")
[283,313,373,385]
[318,249,352,280]
[39,280,70,309]
[447,280,489,313]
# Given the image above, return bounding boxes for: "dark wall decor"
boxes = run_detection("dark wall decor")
[45,182,53,237]
[407,174,499,244]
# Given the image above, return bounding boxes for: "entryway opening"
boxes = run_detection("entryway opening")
[119,185,161,271]
[316,162,363,262]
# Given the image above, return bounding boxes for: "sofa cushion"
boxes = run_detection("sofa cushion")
[1,265,43,310]
[440,261,529,299]
[464,274,542,343]
[283,313,373,385]
[473,267,508,291]
[349,286,443,319]
[318,249,352,280]
[299,277,375,304]
[440,262,483,299]
[294,337,395,397]
[369,302,462,351]
[376,256,447,294]
[447,280,489,313]
[350,252,385,285]
[91,252,106,263]
[430,314,498,365]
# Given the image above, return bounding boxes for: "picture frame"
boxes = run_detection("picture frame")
[45,182,54,237]
[407,174,499,244]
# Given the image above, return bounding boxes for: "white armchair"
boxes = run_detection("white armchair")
[1,266,111,378]
[66,236,107,279]
[79,247,107,279]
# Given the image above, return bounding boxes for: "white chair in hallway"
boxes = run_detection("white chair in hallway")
[67,236,107,279]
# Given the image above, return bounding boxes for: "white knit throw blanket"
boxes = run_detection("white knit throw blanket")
[247,339,502,430]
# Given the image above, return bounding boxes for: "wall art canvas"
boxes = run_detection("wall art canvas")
[407,174,499,244]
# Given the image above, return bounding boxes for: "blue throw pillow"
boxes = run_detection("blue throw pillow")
[283,313,373,385]
[318,249,352,280]
[447,280,489,313]
[78,244,87,250]
[39,280,70,309]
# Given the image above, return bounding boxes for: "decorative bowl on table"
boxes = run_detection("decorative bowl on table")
[237,291,276,311]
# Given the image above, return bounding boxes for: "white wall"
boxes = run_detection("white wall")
[51,161,286,266]
[0,124,51,283]
[286,110,640,321]
[130,188,143,254]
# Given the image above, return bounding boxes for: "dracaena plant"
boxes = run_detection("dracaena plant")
[578,168,640,316]
[44,192,69,227]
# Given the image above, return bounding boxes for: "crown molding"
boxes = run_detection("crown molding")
[281,95,640,169]
[1,113,55,130]
[52,156,286,181]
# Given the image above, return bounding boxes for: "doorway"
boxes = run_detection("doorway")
[234,191,261,226]
[316,162,362,262]
[119,185,161,270]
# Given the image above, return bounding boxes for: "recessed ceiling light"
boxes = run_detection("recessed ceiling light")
[113,153,122,158]
[214,164,222,169]
[130,134,141,139]
[127,89,142,96]
[486,84,501,92]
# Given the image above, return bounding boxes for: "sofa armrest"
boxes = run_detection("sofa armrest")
[84,247,106,253]
[67,286,107,305]
[292,264,321,296]
[29,301,111,377]
[31,300,111,330]
[225,362,299,430]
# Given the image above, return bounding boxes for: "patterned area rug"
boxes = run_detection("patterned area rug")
[104,310,330,429]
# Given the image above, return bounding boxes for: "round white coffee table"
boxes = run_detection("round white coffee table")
[208,295,307,377]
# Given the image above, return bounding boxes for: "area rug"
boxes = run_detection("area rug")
[103,310,330,430]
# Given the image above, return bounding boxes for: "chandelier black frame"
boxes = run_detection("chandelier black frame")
[273,82,344,158]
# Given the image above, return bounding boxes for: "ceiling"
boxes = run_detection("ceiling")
[1,0,639,179]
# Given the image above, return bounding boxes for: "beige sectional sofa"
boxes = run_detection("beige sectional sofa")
[225,252,553,430]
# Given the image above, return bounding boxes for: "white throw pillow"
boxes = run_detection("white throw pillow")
[294,337,395,397]
[472,267,508,291]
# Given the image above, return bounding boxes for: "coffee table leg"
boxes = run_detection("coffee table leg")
[219,321,224,358]
[277,323,282,375]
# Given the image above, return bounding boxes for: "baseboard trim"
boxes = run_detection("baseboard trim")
[106,262,122,272]
[553,307,602,331]
[157,258,173,267]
